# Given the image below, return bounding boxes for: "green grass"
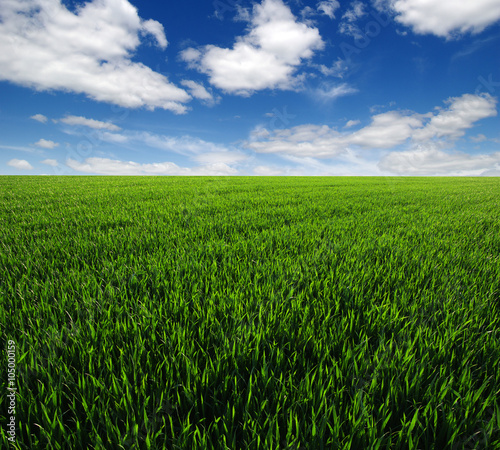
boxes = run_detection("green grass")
[1,176,499,449]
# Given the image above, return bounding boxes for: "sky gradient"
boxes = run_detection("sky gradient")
[1,0,500,176]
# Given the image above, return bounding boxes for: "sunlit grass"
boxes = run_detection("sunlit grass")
[1,176,499,449]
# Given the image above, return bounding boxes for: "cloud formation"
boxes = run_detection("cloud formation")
[379,146,500,175]
[246,93,497,158]
[381,0,500,38]
[317,0,341,19]
[99,131,232,157]
[66,157,238,175]
[41,159,59,167]
[181,0,324,95]
[35,139,59,149]
[314,82,358,101]
[7,159,33,170]
[30,114,48,123]
[412,94,498,141]
[181,80,219,106]
[0,0,190,112]
[339,0,367,38]
[59,115,121,131]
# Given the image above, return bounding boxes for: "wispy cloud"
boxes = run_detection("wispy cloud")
[317,0,341,19]
[41,159,59,167]
[0,144,38,153]
[58,115,121,131]
[339,1,367,38]
[314,82,358,101]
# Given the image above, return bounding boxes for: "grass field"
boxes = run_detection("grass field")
[1,176,499,449]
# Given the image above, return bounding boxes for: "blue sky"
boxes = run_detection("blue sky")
[1,0,499,175]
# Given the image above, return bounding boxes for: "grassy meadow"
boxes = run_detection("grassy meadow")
[1,176,499,449]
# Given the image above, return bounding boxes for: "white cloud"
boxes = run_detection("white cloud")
[314,59,349,78]
[133,132,230,156]
[317,0,341,19]
[281,152,385,176]
[7,159,33,170]
[348,111,424,148]
[379,145,500,175]
[342,1,367,22]
[59,115,121,131]
[0,0,190,113]
[384,0,500,38]
[470,134,488,143]
[66,157,238,175]
[193,150,249,165]
[314,82,358,101]
[140,19,168,49]
[181,0,324,95]
[253,165,284,175]
[35,139,59,149]
[245,93,498,159]
[31,114,48,123]
[181,47,202,66]
[0,144,36,153]
[100,132,130,144]
[181,80,219,106]
[246,111,423,158]
[41,159,59,166]
[98,130,233,157]
[345,119,361,128]
[247,124,347,158]
[412,93,497,141]
[338,1,367,38]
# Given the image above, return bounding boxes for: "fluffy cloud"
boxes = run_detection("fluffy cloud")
[245,93,497,158]
[379,146,500,175]
[0,0,190,112]
[30,114,48,123]
[382,0,500,37]
[7,159,33,170]
[348,111,424,148]
[59,115,121,131]
[35,139,59,149]
[181,0,324,95]
[66,157,238,175]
